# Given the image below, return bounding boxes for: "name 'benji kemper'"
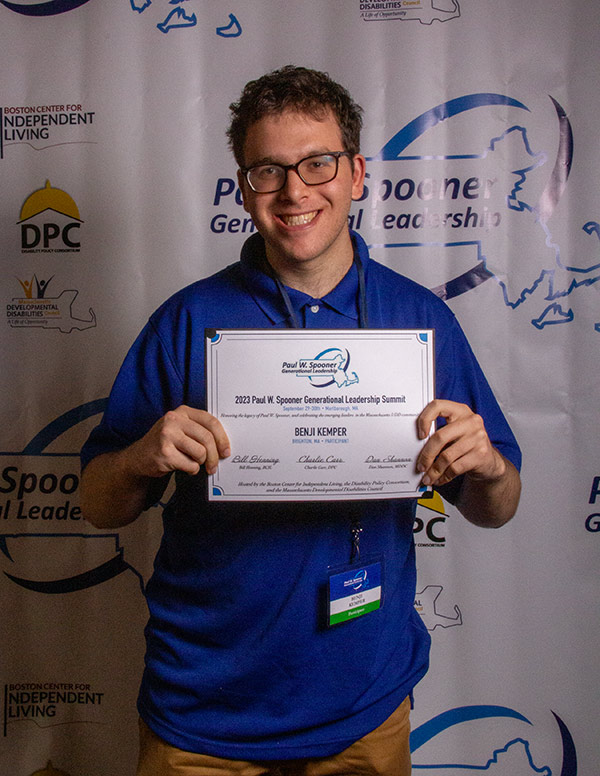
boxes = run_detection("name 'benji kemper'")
[295,427,347,437]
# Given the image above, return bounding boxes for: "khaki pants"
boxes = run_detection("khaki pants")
[136,697,411,776]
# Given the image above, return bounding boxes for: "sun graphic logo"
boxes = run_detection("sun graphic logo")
[415,489,447,546]
[19,180,83,254]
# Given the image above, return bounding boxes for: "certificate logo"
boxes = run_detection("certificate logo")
[282,347,359,388]
[345,569,368,591]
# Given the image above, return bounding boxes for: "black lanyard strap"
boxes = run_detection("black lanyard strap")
[273,253,369,330]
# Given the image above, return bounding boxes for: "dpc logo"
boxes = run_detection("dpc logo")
[415,490,447,547]
[19,180,82,254]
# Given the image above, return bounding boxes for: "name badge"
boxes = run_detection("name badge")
[328,560,383,627]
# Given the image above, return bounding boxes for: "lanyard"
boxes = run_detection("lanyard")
[272,253,368,563]
[273,252,369,330]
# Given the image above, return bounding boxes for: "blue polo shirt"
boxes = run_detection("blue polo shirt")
[81,232,520,760]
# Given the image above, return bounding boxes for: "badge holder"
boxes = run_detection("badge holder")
[327,523,383,627]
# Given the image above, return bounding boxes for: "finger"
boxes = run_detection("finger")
[420,436,476,486]
[416,416,472,474]
[134,424,203,477]
[181,410,231,475]
[174,417,224,475]
[416,399,469,440]
[419,418,499,486]
[188,409,231,459]
[147,409,221,476]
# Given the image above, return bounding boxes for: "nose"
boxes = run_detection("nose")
[279,166,309,200]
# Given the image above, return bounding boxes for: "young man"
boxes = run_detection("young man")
[81,66,521,775]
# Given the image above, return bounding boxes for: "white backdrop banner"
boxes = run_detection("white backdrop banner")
[1,1,597,774]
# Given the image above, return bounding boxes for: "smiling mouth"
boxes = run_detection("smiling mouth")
[279,211,319,227]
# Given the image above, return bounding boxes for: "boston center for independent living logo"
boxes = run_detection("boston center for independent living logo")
[282,347,359,388]
[0,104,96,161]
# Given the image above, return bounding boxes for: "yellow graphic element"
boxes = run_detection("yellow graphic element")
[19,180,81,222]
[417,489,446,515]
[29,762,71,776]
[17,277,34,298]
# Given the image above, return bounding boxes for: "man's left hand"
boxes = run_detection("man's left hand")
[415,399,521,528]
[416,399,506,488]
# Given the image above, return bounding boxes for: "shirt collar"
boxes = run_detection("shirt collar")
[239,231,370,325]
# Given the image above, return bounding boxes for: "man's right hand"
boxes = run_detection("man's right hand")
[81,406,230,529]
[127,406,231,478]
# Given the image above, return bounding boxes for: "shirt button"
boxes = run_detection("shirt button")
[310,305,320,313]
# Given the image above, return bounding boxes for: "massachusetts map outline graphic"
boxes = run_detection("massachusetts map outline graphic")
[366,93,600,333]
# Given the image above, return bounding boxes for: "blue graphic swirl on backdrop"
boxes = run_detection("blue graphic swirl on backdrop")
[371,94,529,161]
[410,705,577,774]
[0,0,93,16]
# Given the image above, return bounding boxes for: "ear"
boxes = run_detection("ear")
[237,169,252,213]
[350,154,367,201]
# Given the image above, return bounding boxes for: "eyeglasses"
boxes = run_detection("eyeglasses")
[242,151,352,193]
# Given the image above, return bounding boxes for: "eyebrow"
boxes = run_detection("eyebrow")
[244,149,336,168]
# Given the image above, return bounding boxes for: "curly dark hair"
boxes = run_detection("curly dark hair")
[227,65,363,167]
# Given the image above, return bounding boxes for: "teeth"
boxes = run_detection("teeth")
[281,211,317,226]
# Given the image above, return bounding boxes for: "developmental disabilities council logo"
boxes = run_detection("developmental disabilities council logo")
[282,348,359,388]
[358,0,461,25]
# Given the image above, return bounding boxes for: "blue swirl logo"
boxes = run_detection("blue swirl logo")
[0,0,93,16]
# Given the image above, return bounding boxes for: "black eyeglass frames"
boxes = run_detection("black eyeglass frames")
[241,151,353,193]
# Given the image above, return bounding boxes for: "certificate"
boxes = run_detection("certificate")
[206,329,434,501]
